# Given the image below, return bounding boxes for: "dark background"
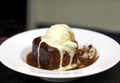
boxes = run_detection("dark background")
[0,0,26,37]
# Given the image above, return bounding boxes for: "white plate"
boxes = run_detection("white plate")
[0,28,120,82]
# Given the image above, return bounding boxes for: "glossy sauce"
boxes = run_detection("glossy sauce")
[26,45,99,70]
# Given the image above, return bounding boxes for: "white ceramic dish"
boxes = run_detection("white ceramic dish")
[0,28,120,82]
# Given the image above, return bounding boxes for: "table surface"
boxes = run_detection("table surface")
[0,31,120,83]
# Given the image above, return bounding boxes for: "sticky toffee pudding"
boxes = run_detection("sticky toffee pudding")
[26,24,99,71]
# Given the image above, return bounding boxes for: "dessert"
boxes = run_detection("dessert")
[27,24,98,71]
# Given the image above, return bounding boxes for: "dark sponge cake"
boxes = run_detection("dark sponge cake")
[32,37,78,70]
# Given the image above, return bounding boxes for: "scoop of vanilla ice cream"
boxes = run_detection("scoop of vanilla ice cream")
[45,24,75,44]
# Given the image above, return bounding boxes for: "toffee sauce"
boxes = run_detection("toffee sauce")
[26,45,99,70]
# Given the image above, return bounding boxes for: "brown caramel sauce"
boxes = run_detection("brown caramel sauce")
[27,52,38,67]
[26,46,99,70]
